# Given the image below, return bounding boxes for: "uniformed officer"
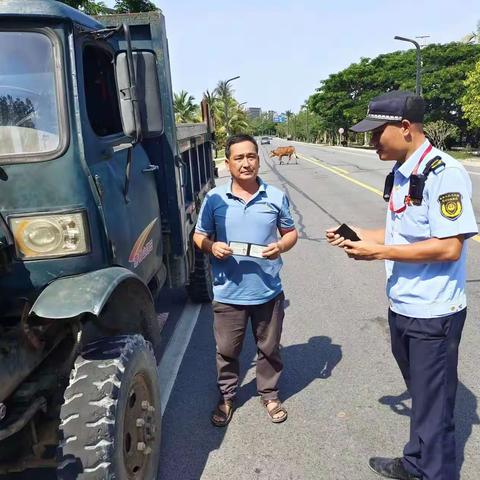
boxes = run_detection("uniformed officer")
[326,91,478,480]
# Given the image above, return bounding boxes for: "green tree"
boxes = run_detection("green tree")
[424,120,460,150]
[58,0,156,13]
[0,96,35,128]
[212,79,250,144]
[461,59,480,128]
[203,90,219,114]
[214,80,235,129]
[173,90,200,123]
[114,0,157,13]
[57,0,109,14]
[249,113,276,136]
[309,43,480,145]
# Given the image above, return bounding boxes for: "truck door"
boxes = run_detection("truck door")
[78,41,163,283]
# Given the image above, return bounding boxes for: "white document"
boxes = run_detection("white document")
[229,241,249,256]
[249,243,266,258]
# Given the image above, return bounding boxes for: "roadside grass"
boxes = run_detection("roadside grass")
[447,150,480,161]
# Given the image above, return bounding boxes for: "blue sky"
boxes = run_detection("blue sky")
[106,0,479,113]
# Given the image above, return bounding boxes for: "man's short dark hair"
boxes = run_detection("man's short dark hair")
[225,134,258,159]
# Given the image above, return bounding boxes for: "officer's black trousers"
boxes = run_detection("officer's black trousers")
[388,308,466,480]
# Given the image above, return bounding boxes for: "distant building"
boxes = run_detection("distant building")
[247,107,262,119]
[267,110,277,120]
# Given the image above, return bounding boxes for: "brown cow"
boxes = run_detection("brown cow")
[269,146,298,165]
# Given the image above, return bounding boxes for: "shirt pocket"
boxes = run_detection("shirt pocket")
[399,203,430,241]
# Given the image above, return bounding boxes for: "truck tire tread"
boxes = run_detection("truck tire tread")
[57,334,160,480]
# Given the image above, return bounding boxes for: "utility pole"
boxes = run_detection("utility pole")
[305,105,309,143]
[394,36,422,95]
[223,75,240,137]
[415,35,430,48]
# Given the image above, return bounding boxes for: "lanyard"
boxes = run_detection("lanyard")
[389,144,433,214]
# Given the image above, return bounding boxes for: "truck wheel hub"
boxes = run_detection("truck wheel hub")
[123,374,156,477]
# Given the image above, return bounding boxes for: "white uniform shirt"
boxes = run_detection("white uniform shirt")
[385,140,478,318]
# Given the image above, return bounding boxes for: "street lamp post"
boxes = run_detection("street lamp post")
[305,105,309,143]
[223,75,240,137]
[394,36,422,95]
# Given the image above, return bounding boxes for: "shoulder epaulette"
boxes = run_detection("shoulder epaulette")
[423,156,445,175]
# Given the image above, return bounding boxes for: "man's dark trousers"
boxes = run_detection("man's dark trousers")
[388,308,466,480]
[212,292,285,402]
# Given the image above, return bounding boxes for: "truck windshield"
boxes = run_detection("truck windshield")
[0,31,61,158]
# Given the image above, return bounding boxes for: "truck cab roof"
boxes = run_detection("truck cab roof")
[0,0,103,29]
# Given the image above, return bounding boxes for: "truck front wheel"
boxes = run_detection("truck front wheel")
[57,335,161,480]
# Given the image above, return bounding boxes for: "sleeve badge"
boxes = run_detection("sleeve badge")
[438,192,462,220]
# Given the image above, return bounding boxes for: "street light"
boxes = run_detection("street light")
[394,36,422,95]
[223,75,240,137]
[302,103,310,143]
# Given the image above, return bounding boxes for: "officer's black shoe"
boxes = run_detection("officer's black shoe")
[368,457,421,479]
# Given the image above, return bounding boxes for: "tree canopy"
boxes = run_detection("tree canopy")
[114,0,156,13]
[57,0,156,14]
[309,42,480,144]
[461,59,480,129]
[173,91,199,123]
[58,0,109,14]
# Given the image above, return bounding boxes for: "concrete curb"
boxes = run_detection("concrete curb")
[461,159,480,166]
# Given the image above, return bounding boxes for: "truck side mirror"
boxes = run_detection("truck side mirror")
[116,50,164,140]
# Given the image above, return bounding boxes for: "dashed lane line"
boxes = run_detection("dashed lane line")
[297,152,383,197]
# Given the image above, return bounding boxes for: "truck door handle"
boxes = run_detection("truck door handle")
[142,165,159,173]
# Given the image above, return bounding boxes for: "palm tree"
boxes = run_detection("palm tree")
[203,89,218,109]
[214,80,238,135]
[214,80,235,102]
[203,89,221,121]
[173,90,200,124]
[226,100,249,134]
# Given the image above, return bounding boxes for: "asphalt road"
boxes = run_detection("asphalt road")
[6,140,479,480]
[157,139,480,480]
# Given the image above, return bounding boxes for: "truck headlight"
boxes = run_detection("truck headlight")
[9,212,90,259]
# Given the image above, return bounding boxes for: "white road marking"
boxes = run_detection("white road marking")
[157,302,202,414]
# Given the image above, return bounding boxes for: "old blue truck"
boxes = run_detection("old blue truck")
[0,1,214,477]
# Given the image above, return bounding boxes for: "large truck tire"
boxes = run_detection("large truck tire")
[186,250,213,303]
[57,335,161,480]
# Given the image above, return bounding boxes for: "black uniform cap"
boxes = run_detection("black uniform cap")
[350,91,425,133]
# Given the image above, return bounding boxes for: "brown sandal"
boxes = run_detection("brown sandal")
[211,399,234,427]
[262,398,288,424]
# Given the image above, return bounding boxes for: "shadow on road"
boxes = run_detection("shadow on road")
[378,382,479,473]
[238,335,342,407]
[157,307,342,480]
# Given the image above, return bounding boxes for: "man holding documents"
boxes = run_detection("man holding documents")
[326,91,477,480]
[193,133,297,427]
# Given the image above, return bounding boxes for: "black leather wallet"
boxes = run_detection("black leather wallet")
[334,224,361,241]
